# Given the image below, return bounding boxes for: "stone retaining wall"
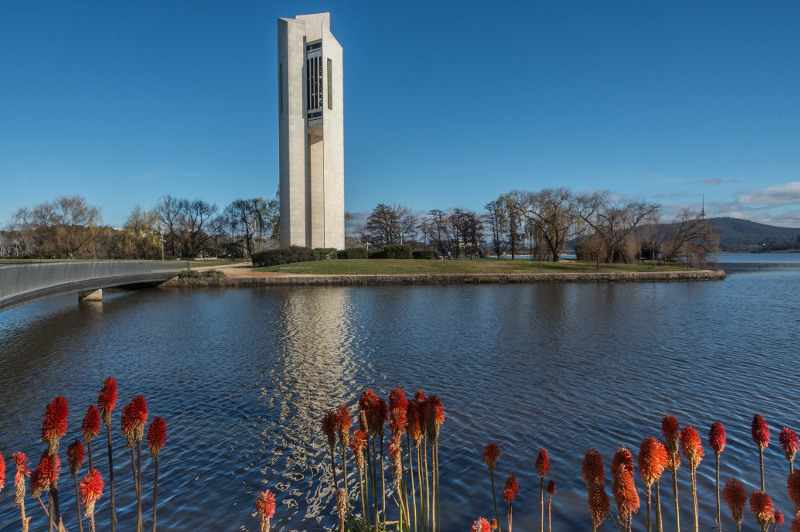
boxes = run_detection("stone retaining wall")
[162,270,725,287]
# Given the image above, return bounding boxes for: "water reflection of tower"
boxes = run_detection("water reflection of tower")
[276,287,354,411]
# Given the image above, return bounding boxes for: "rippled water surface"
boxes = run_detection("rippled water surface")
[1,255,799,531]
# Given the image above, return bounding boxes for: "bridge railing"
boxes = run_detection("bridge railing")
[0,260,189,308]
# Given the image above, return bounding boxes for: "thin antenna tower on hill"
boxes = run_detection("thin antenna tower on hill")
[701,194,706,219]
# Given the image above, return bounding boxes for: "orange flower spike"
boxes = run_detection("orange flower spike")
[638,437,668,486]
[0,450,5,492]
[794,514,800,532]
[483,443,500,472]
[776,510,785,526]
[41,396,69,455]
[336,404,352,445]
[546,480,556,495]
[780,427,800,462]
[662,414,680,454]
[82,405,101,443]
[79,468,104,516]
[723,477,747,525]
[708,422,726,456]
[12,452,30,506]
[582,448,605,486]
[749,490,775,528]
[588,481,610,527]
[147,417,167,460]
[349,429,367,471]
[471,517,491,532]
[611,446,634,478]
[67,440,85,476]
[680,426,704,468]
[504,473,519,495]
[97,377,118,426]
[321,410,338,450]
[787,470,800,512]
[536,448,551,478]
[752,414,771,449]
[34,452,61,492]
[255,489,276,530]
[612,463,640,521]
[388,387,408,415]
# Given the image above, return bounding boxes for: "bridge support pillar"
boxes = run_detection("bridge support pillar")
[79,289,103,302]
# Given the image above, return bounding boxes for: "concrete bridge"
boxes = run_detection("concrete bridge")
[0,261,188,310]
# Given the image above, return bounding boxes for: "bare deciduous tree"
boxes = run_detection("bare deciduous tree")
[356,203,417,247]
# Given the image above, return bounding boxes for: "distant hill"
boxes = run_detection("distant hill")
[709,217,800,250]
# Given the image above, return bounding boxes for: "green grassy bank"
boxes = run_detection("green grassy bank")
[254,258,692,275]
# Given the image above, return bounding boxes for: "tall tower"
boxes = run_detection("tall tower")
[277,13,344,249]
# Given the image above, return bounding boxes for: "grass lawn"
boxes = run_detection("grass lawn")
[254,258,690,275]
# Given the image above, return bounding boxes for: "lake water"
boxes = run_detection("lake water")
[1,254,799,531]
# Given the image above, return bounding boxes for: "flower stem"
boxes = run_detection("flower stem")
[406,433,418,532]
[73,472,85,532]
[655,479,663,532]
[759,445,765,491]
[671,463,680,532]
[137,443,143,532]
[490,470,501,532]
[714,454,721,532]
[106,425,116,532]
[540,478,544,532]
[646,483,652,532]
[152,458,159,532]
[690,466,699,532]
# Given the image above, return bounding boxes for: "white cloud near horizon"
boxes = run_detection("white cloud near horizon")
[737,181,800,206]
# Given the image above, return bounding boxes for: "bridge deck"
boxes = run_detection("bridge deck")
[0,261,188,309]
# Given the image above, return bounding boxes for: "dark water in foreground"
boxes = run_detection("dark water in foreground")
[1,254,799,531]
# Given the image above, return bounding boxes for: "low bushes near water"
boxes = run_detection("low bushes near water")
[338,248,369,260]
[177,269,226,279]
[250,389,800,532]
[0,378,167,532]
[251,246,338,267]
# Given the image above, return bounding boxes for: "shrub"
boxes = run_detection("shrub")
[178,269,226,279]
[312,248,338,261]
[384,244,412,259]
[413,249,438,260]
[368,250,387,259]
[338,247,368,259]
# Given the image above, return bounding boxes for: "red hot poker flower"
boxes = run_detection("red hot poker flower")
[780,427,800,462]
[79,468,103,516]
[471,517,491,532]
[611,446,634,478]
[680,426,704,468]
[483,443,500,472]
[708,421,726,455]
[407,397,424,446]
[638,437,668,486]
[787,470,800,512]
[321,410,338,450]
[34,452,61,492]
[752,414,771,449]
[582,448,605,486]
[536,448,551,478]
[612,464,640,521]
[793,514,800,532]
[588,481,610,527]
[67,440,86,476]
[749,490,775,527]
[546,480,556,495]
[723,477,747,525]
[12,452,30,506]
[776,510,785,526]
[358,389,380,435]
[504,474,519,495]
[0,450,4,492]
[255,489,276,518]
[147,417,167,460]
[337,404,353,445]
[425,395,445,441]
[82,405,101,443]
[389,387,408,415]
[98,377,118,426]
[41,396,69,455]
[255,489,276,531]
[349,429,367,471]
[121,395,149,447]
[662,414,680,453]
[501,487,515,502]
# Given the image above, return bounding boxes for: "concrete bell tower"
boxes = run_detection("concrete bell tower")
[277,13,344,249]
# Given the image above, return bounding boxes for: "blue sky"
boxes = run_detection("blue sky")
[2,0,799,228]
